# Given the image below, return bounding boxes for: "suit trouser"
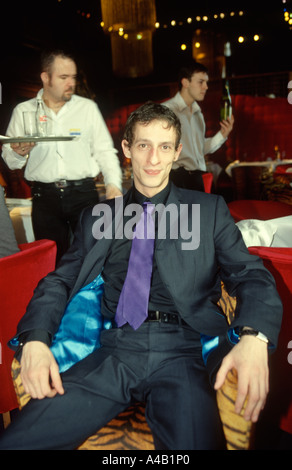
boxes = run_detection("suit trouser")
[0,322,226,450]
[31,180,100,262]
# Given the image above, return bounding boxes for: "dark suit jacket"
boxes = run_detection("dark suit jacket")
[17,184,282,347]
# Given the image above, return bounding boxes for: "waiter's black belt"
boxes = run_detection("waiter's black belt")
[145,310,188,326]
[31,178,95,190]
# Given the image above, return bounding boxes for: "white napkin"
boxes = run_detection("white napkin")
[236,216,292,247]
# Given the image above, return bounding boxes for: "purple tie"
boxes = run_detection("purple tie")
[115,202,155,330]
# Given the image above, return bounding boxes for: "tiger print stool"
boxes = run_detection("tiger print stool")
[10,284,253,450]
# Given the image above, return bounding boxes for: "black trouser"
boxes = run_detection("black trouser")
[170,168,205,192]
[31,179,99,262]
[0,322,226,450]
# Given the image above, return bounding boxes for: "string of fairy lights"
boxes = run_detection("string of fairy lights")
[77,8,247,30]
[153,11,263,49]
[74,8,261,50]
[65,0,292,31]
[283,7,292,26]
[71,2,292,47]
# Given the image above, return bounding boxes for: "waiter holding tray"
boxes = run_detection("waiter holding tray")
[1,49,122,261]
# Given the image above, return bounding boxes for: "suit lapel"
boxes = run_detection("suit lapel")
[69,238,111,301]
[155,185,200,306]
[155,183,185,249]
[69,190,133,299]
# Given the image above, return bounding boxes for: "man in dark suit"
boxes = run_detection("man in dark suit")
[0,103,282,450]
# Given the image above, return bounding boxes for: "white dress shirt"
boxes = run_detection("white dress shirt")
[164,92,226,171]
[2,90,122,188]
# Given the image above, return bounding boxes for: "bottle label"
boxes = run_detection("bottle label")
[220,103,232,121]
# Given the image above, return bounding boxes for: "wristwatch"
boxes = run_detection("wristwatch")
[239,328,269,344]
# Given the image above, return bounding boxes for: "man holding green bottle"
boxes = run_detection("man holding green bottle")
[164,61,234,191]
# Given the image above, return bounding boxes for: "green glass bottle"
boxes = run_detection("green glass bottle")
[220,79,232,122]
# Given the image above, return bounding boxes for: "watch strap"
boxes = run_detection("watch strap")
[239,328,269,344]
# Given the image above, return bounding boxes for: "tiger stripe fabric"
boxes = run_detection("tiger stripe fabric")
[78,403,154,450]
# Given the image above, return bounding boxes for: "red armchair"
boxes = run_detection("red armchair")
[228,199,292,223]
[0,240,56,420]
[248,246,292,437]
[227,199,292,441]
[202,172,213,193]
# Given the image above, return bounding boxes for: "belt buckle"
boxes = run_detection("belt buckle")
[55,179,68,189]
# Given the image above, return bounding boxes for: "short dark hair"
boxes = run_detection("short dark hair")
[40,49,76,74]
[123,102,181,150]
[178,61,208,90]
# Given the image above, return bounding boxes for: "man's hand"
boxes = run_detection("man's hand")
[105,183,123,199]
[11,141,35,157]
[20,341,64,399]
[214,336,269,423]
[220,115,234,139]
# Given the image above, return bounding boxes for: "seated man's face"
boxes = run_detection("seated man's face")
[122,119,182,198]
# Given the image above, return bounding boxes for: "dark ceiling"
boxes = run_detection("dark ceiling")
[0,1,291,101]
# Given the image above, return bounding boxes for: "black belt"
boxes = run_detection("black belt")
[31,178,95,189]
[145,310,188,326]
